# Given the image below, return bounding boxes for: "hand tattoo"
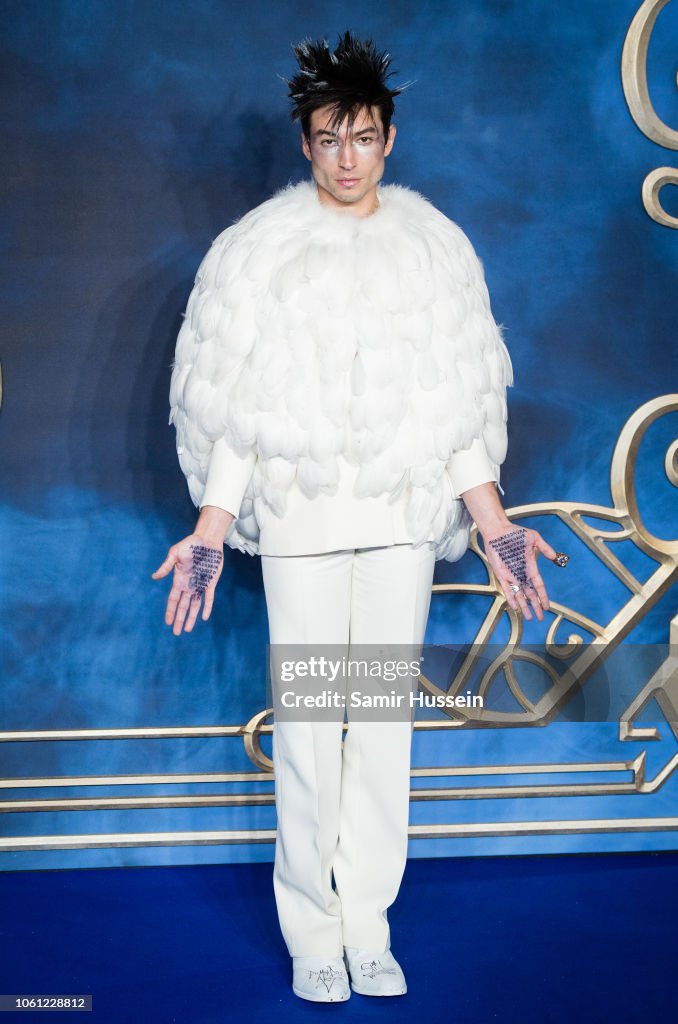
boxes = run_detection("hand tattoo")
[488,526,533,589]
[188,544,223,596]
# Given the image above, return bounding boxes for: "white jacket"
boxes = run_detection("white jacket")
[169,179,513,561]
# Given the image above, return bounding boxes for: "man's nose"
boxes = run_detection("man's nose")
[338,141,357,169]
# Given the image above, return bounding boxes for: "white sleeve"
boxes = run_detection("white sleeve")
[199,436,257,518]
[169,218,259,510]
[446,436,505,498]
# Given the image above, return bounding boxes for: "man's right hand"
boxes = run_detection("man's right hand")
[152,507,235,635]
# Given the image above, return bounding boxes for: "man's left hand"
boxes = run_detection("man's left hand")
[481,523,559,621]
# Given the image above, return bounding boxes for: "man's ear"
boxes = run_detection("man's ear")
[301,131,312,161]
[384,123,397,157]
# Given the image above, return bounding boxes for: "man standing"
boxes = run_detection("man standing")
[153,32,559,1002]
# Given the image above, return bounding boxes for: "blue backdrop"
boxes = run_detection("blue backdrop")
[1,0,677,869]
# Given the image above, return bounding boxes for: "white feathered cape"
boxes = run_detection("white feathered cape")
[169,179,513,562]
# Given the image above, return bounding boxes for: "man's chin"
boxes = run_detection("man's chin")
[314,178,373,209]
[329,185,369,205]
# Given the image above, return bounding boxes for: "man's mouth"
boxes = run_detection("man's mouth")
[337,178,360,187]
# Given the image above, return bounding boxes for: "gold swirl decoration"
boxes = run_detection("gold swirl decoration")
[622,0,678,226]
[420,394,678,726]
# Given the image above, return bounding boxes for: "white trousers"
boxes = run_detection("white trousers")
[261,542,437,957]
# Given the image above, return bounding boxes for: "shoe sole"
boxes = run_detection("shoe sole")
[292,985,351,1002]
[350,981,407,997]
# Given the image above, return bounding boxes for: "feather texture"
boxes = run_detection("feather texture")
[169,180,513,561]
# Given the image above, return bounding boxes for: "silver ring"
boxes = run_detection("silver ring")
[510,583,522,594]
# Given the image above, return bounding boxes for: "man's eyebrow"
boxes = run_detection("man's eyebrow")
[313,126,379,138]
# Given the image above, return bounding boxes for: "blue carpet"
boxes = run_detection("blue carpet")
[0,851,674,1022]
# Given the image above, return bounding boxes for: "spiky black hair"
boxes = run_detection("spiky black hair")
[287,30,408,140]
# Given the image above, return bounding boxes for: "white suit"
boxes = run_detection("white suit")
[168,178,512,956]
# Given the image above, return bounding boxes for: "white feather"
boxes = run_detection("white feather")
[169,180,513,563]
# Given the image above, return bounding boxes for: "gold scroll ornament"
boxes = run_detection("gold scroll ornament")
[622,0,678,227]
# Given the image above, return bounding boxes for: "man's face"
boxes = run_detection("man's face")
[302,104,396,216]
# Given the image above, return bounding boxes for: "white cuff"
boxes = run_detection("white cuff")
[446,436,503,497]
[200,437,256,518]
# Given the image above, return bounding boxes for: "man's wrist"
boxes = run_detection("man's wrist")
[459,481,513,539]
[196,505,235,545]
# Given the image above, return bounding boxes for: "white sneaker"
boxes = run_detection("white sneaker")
[343,946,407,996]
[292,954,351,1002]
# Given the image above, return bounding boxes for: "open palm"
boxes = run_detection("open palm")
[152,533,224,635]
[481,524,560,622]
